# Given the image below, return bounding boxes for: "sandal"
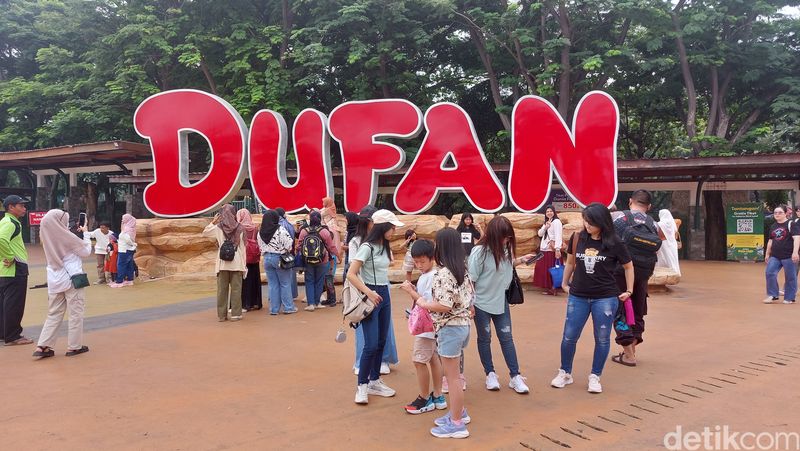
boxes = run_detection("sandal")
[65,345,89,357]
[32,347,55,359]
[611,352,636,367]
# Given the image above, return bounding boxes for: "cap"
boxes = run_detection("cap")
[3,195,29,207]
[371,209,404,227]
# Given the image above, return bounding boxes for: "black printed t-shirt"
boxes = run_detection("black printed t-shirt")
[769,221,799,260]
[458,227,481,256]
[567,234,632,298]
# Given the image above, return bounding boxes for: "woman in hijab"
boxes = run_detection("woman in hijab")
[33,210,92,359]
[656,209,681,276]
[109,213,137,287]
[237,208,262,311]
[296,210,339,310]
[259,209,295,314]
[203,204,247,321]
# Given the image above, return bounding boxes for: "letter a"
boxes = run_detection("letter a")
[508,91,619,212]
[249,109,333,212]
[395,103,505,214]
[134,89,248,217]
[329,100,422,212]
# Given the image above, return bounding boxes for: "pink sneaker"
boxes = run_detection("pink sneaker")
[108,282,123,288]
[122,281,134,286]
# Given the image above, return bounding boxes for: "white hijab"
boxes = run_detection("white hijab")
[656,209,681,275]
[40,210,87,270]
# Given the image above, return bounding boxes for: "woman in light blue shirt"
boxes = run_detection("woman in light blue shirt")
[468,215,535,394]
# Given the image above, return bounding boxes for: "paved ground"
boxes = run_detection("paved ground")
[1,251,798,450]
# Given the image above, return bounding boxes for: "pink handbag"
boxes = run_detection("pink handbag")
[408,304,434,335]
[623,299,635,326]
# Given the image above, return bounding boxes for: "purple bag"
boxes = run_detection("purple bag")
[623,299,635,326]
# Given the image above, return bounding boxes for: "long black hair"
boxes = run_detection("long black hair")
[435,228,467,285]
[544,204,559,223]
[579,202,618,250]
[364,222,394,258]
[353,205,377,243]
[457,212,476,232]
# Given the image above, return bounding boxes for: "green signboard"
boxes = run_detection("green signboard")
[726,203,764,261]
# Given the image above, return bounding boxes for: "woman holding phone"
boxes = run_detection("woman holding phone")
[551,203,634,394]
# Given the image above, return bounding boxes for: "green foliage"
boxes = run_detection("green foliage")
[0,0,797,161]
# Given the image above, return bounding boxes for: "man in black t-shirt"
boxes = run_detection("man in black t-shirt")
[764,205,799,304]
[611,190,666,366]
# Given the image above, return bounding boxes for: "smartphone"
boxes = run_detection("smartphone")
[78,212,87,227]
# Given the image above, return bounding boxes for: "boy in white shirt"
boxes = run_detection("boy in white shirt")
[400,239,446,414]
[86,223,113,284]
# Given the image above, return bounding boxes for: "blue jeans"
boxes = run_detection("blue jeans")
[354,313,399,368]
[474,303,520,377]
[560,294,619,376]
[357,284,392,385]
[304,262,328,306]
[115,251,135,283]
[766,257,797,301]
[264,253,295,314]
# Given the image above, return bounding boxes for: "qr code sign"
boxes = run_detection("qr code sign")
[737,219,754,233]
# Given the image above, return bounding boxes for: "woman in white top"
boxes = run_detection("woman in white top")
[204,204,248,321]
[656,209,681,276]
[259,209,295,315]
[109,214,137,287]
[532,205,564,295]
[33,209,92,359]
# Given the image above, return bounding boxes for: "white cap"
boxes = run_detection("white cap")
[371,209,404,227]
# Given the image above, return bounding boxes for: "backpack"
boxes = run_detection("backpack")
[245,229,260,264]
[301,226,328,265]
[342,244,375,327]
[219,231,237,262]
[620,210,661,270]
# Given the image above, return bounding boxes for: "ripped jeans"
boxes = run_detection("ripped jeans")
[560,294,619,376]
[474,303,520,377]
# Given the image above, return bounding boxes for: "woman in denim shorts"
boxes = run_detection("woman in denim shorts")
[414,228,474,439]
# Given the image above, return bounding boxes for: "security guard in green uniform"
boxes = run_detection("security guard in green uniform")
[0,195,32,346]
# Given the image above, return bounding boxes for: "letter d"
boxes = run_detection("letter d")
[664,425,683,450]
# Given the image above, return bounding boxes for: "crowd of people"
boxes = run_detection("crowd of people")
[3,189,797,440]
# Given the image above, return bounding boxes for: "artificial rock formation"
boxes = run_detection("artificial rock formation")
[135,212,681,288]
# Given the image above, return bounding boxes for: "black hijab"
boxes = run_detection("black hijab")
[259,210,281,244]
[345,211,359,244]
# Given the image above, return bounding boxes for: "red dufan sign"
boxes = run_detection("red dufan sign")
[134,90,619,217]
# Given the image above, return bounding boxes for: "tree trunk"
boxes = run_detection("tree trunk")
[85,182,98,230]
[671,2,699,154]
[280,0,293,69]
[555,1,572,119]
[379,53,391,98]
[704,191,726,261]
[468,27,511,131]
[199,56,218,95]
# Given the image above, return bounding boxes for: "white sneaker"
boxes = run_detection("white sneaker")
[315,303,327,309]
[304,305,315,311]
[353,367,360,375]
[485,372,501,391]
[763,296,778,304]
[380,362,391,375]
[588,374,602,393]
[355,384,369,404]
[367,379,396,397]
[509,374,530,394]
[550,369,574,388]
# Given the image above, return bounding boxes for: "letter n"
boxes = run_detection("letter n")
[508,91,619,212]
[134,89,248,217]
